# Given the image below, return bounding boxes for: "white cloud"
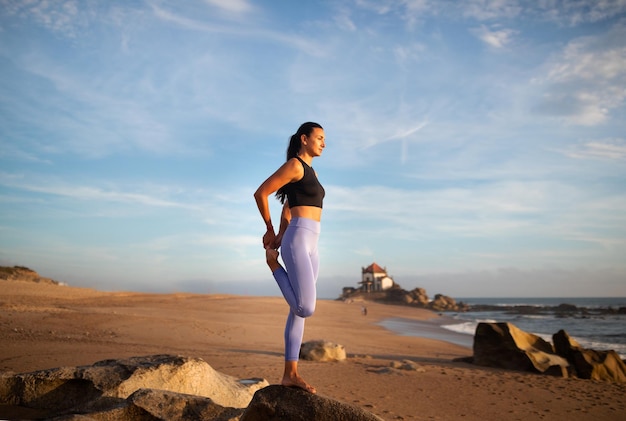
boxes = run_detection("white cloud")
[533,23,626,125]
[365,121,428,147]
[462,0,522,21]
[393,42,427,62]
[461,0,626,25]
[0,173,198,210]
[329,182,542,229]
[551,0,626,25]
[1,0,85,37]
[333,10,357,32]
[560,138,626,160]
[150,4,323,56]
[353,0,521,25]
[324,177,625,251]
[547,40,626,83]
[4,48,181,158]
[354,0,394,15]
[203,0,254,15]
[401,267,626,297]
[471,24,516,49]
[0,142,53,164]
[368,0,626,29]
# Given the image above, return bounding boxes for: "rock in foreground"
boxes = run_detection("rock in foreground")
[240,385,384,421]
[0,355,385,420]
[0,354,267,419]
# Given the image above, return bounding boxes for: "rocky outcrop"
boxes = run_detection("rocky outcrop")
[553,329,626,382]
[300,340,346,362]
[402,288,430,306]
[471,323,626,383]
[0,355,268,419]
[472,322,569,376]
[429,294,462,311]
[240,385,383,421]
[339,286,469,312]
[0,265,59,285]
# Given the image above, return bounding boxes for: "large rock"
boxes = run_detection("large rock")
[126,388,243,421]
[553,329,626,383]
[552,328,583,360]
[408,287,429,306]
[45,389,244,421]
[240,385,383,421]
[0,354,268,418]
[300,340,346,362]
[429,294,457,311]
[473,322,568,376]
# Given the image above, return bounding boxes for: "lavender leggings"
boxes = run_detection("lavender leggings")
[272,217,320,361]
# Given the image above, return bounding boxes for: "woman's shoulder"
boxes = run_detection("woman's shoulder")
[289,156,311,170]
[279,157,305,181]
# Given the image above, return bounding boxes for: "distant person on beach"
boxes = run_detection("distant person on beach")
[254,122,326,394]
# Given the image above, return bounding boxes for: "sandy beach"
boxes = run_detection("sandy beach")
[1,279,625,421]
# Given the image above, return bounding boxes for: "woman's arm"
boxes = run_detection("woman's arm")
[254,158,302,248]
[273,201,291,249]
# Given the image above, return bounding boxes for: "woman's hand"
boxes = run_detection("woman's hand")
[271,232,283,250]
[263,228,276,249]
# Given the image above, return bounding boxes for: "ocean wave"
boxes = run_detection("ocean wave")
[522,315,551,320]
[441,319,497,336]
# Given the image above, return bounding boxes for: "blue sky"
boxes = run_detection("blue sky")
[1,0,625,299]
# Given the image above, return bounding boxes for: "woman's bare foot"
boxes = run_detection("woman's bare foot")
[281,373,317,394]
[281,361,316,393]
[265,247,281,272]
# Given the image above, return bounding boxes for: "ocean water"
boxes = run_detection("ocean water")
[381,297,626,359]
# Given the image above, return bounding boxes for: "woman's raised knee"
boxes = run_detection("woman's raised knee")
[296,303,315,318]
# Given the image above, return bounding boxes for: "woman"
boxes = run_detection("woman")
[253,121,325,394]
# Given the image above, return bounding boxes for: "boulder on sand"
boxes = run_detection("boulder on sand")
[300,340,346,362]
[553,329,626,383]
[0,354,268,419]
[472,322,569,376]
[470,323,626,383]
[240,385,383,421]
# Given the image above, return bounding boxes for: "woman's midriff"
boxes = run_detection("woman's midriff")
[290,206,322,222]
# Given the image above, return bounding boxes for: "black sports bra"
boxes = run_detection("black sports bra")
[285,157,325,209]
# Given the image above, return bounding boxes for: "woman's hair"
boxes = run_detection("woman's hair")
[275,121,323,204]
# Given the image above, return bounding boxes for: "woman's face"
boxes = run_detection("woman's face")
[302,128,325,157]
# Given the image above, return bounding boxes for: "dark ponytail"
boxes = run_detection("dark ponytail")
[275,122,323,204]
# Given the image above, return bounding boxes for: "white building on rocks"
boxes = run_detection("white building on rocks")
[359,262,395,292]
